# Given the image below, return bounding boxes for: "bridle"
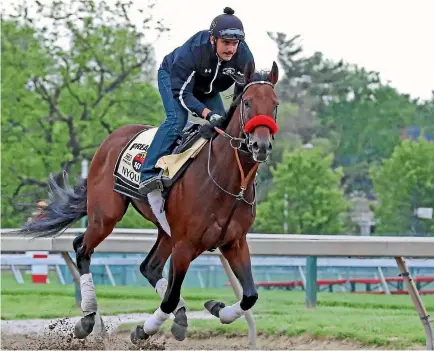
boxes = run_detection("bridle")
[208,79,279,202]
[207,79,279,251]
[215,80,278,153]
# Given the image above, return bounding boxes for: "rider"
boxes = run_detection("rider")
[138,6,255,195]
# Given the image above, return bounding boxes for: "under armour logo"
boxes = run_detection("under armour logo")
[205,68,212,73]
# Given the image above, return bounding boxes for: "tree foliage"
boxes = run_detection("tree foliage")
[268,31,434,199]
[254,147,348,234]
[370,139,434,235]
[1,0,168,226]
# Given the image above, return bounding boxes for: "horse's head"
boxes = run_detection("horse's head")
[230,61,279,162]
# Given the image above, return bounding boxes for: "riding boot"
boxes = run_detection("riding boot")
[138,125,178,196]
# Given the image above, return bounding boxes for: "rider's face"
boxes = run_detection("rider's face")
[212,37,239,61]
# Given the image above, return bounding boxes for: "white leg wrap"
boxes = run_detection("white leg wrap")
[80,273,98,316]
[155,278,185,314]
[219,300,245,324]
[143,307,170,335]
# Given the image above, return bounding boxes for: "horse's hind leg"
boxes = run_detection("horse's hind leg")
[73,190,127,339]
[137,228,188,341]
[73,233,97,339]
[132,241,194,343]
[204,236,258,324]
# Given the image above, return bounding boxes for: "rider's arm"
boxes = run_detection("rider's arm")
[170,51,208,119]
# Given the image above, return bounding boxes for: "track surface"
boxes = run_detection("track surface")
[2,331,369,350]
[0,314,400,350]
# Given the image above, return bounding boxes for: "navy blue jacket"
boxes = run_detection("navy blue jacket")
[160,30,255,117]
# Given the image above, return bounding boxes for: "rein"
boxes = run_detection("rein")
[207,129,258,206]
[207,80,277,251]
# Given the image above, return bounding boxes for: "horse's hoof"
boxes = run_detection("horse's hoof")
[130,325,149,344]
[171,322,187,341]
[172,307,188,341]
[204,300,226,319]
[74,315,95,339]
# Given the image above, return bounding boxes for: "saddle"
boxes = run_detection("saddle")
[173,121,205,154]
[113,121,207,201]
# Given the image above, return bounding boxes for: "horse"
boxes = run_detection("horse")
[17,60,279,344]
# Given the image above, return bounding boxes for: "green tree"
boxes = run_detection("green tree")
[268,32,380,113]
[1,0,168,227]
[254,147,348,234]
[321,85,420,195]
[268,31,433,198]
[1,20,54,226]
[370,138,434,235]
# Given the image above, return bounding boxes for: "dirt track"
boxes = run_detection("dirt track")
[0,315,369,350]
[0,315,421,350]
[1,330,369,350]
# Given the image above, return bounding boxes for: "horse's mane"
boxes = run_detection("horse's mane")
[225,70,271,121]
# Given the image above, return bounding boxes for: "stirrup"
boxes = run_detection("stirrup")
[138,174,171,195]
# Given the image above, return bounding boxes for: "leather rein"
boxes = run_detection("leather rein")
[207,80,277,251]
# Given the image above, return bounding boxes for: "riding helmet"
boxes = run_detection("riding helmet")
[209,7,245,41]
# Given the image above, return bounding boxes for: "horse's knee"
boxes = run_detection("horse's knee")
[240,293,258,311]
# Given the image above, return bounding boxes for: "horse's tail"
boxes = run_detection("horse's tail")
[16,172,88,238]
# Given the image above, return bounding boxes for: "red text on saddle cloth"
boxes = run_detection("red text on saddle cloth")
[244,115,278,135]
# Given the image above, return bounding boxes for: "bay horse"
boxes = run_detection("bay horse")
[17,61,279,343]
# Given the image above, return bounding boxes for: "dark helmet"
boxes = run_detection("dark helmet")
[209,7,245,41]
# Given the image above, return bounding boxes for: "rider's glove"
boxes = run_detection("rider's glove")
[200,111,225,139]
[205,111,225,128]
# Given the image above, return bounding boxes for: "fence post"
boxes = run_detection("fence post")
[305,256,317,308]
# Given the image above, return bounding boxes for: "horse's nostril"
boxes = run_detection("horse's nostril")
[252,141,260,152]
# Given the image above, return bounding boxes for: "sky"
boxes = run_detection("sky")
[146,0,434,101]
[4,0,433,100]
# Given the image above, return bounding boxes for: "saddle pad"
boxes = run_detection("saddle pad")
[113,127,208,199]
[113,128,158,189]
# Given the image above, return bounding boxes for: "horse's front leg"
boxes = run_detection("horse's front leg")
[205,236,258,324]
[131,242,194,343]
[139,229,188,341]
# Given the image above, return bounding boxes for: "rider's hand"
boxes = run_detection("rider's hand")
[200,111,225,139]
[205,111,225,128]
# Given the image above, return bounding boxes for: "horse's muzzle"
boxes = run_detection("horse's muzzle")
[249,126,273,162]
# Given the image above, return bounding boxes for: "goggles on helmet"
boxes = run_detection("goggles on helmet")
[216,28,245,40]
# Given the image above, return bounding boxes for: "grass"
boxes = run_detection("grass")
[2,272,434,349]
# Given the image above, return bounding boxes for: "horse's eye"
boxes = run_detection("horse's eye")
[244,100,251,108]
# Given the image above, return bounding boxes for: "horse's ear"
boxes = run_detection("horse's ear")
[268,61,279,85]
[244,60,255,83]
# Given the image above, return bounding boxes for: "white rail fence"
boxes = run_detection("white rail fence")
[1,228,434,349]
[3,254,434,290]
